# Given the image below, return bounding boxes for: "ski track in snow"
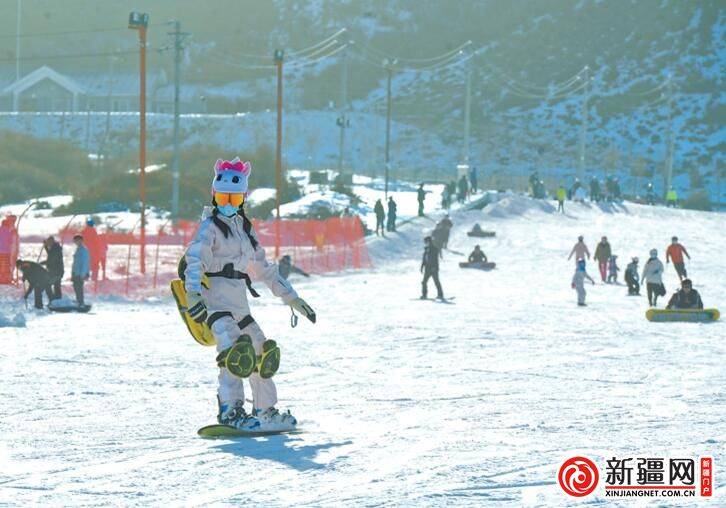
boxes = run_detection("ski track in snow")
[1,197,724,506]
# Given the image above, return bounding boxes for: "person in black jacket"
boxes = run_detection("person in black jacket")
[41,236,64,300]
[666,279,704,310]
[374,199,386,236]
[386,197,397,232]
[420,236,444,299]
[16,259,52,309]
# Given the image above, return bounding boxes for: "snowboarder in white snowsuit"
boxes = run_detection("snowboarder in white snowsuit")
[572,259,595,306]
[184,158,316,431]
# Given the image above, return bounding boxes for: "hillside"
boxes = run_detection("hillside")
[0,0,723,198]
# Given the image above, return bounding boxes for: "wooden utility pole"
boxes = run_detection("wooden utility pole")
[129,11,149,274]
[274,49,284,258]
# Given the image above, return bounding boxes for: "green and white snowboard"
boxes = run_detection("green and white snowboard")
[198,424,301,438]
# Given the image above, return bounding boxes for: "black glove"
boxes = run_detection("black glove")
[186,292,208,323]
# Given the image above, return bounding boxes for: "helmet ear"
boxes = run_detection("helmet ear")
[214,159,224,174]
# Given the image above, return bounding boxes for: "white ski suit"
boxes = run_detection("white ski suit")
[184,207,297,410]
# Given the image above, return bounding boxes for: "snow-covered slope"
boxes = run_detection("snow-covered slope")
[0,198,723,505]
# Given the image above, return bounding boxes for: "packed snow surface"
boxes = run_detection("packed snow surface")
[1,197,723,506]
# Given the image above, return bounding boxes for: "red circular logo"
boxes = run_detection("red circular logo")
[558,456,599,497]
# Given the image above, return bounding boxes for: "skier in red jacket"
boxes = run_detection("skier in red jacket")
[666,236,691,281]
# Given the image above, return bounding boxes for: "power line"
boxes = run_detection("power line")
[0,49,139,63]
[356,40,472,64]
[289,28,347,57]
[0,24,166,39]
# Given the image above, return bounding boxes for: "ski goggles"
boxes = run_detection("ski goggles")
[214,192,244,207]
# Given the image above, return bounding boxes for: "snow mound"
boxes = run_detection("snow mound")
[0,312,26,328]
[483,194,556,218]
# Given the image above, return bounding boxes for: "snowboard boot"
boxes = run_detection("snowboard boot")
[216,335,256,378]
[218,399,261,431]
[253,406,297,432]
[257,340,280,379]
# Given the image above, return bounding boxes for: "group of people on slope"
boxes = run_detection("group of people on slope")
[16,234,90,309]
[441,170,477,210]
[373,196,398,236]
[568,235,701,309]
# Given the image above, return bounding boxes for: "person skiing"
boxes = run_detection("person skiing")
[437,215,453,249]
[457,175,468,203]
[624,257,640,295]
[420,236,444,300]
[16,259,52,309]
[41,236,64,300]
[386,196,397,232]
[278,255,310,280]
[374,199,386,237]
[666,278,703,310]
[469,166,478,194]
[607,255,619,284]
[666,236,691,281]
[568,236,590,264]
[589,177,601,202]
[468,245,487,264]
[645,182,655,205]
[572,259,595,306]
[71,234,90,307]
[183,158,315,431]
[529,171,540,197]
[594,236,612,282]
[641,249,665,307]
[82,218,102,282]
[556,185,566,213]
[417,183,426,216]
[441,185,451,210]
[666,186,678,207]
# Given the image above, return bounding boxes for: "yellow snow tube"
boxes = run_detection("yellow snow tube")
[170,278,217,346]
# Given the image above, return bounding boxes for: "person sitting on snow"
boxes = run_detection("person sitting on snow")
[666,278,703,310]
[607,255,619,284]
[468,245,488,264]
[183,158,316,432]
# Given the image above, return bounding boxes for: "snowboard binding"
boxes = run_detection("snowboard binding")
[216,336,281,379]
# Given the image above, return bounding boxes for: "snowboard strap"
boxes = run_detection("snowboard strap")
[205,263,260,297]
[207,312,256,332]
[238,315,255,330]
[207,311,232,329]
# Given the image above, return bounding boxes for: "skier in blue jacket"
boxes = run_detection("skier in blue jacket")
[72,235,90,307]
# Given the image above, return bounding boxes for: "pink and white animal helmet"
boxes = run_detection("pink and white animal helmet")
[211,158,252,194]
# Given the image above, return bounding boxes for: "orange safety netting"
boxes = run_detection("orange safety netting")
[251,217,371,273]
[6,217,370,294]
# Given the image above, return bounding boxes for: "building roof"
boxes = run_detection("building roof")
[2,65,86,96]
